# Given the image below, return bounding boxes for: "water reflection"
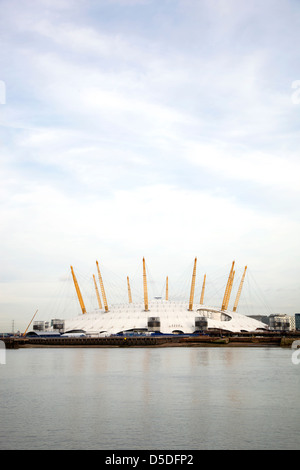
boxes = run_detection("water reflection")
[1,347,300,450]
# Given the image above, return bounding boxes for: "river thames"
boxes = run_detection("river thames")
[0,347,299,450]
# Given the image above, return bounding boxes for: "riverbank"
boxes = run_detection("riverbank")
[3,333,299,349]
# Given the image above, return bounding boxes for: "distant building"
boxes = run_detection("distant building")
[248,315,269,326]
[51,319,65,333]
[290,315,296,331]
[33,321,48,332]
[295,314,300,331]
[269,314,290,331]
[33,319,65,333]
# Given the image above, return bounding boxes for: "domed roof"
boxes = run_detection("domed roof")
[65,258,267,336]
[64,298,267,336]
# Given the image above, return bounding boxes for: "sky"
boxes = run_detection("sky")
[0,0,300,331]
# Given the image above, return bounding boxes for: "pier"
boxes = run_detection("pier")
[2,332,299,349]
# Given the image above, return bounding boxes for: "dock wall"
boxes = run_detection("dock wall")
[3,333,297,349]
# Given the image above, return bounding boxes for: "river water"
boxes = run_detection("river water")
[0,346,299,450]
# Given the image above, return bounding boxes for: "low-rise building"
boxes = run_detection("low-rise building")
[269,314,290,331]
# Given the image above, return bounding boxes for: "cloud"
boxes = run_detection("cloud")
[183,141,300,193]
[0,181,294,275]
[1,0,300,330]
[1,180,298,328]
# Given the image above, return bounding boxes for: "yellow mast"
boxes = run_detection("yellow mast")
[200,274,206,305]
[166,276,169,301]
[221,261,235,311]
[143,257,149,311]
[127,276,133,303]
[70,266,87,314]
[93,274,103,309]
[233,266,247,312]
[224,269,235,310]
[96,260,109,312]
[23,309,38,337]
[188,257,197,311]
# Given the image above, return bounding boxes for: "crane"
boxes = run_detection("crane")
[23,309,38,337]
[70,266,87,314]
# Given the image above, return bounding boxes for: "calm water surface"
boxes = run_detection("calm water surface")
[0,347,299,450]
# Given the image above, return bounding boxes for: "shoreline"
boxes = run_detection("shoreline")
[2,334,298,349]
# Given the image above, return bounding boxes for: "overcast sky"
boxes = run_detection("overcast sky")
[1,0,300,331]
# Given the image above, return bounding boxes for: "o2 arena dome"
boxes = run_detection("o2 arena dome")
[64,258,267,336]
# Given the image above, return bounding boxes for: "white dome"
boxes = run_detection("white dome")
[64,298,266,336]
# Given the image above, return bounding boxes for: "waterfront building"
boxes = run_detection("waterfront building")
[289,315,296,331]
[63,259,267,336]
[268,314,290,331]
[248,315,269,326]
[295,314,300,331]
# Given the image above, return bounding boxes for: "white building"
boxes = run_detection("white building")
[268,314,291,331]
[64,258,267,336]
[64,298,268,336]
